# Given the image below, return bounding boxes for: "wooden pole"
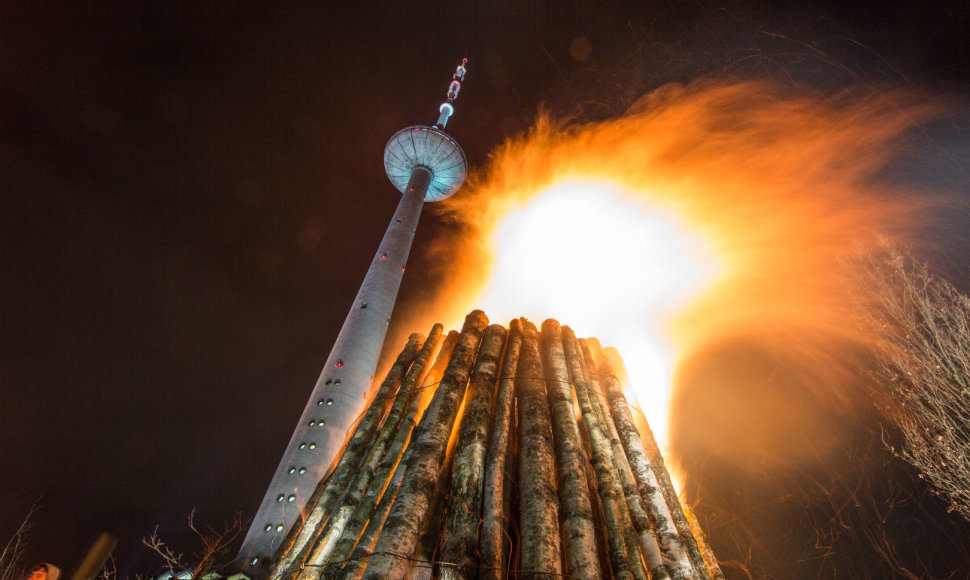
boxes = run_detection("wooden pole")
[440,324,508,579]
[274,333,425,578]
[539,319,602,580]
[579,339,670,580]
[302,325,445,574]
[589,343,696,580]
[361,310,490,580]
[479,319,523,580]
[516,319,564,579]
[560,326,634,580]
[323,326,449,573]
[599,343,716,578]
[336,330,460,580]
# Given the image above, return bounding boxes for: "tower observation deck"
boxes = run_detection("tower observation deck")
[238,59,469,574]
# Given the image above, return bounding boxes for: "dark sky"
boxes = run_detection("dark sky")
[2,1,969,578]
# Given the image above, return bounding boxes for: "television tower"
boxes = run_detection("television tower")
[238,59,469,573]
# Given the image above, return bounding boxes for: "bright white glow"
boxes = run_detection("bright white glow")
[473,179,719,443]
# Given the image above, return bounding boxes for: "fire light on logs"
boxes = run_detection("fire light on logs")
[269,311,722,580]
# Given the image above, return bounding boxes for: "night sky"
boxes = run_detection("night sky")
[2,1,969,578]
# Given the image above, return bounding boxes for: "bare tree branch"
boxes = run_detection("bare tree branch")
[143,510,248,580]
[0,503,38,580]
[851,240,970,521]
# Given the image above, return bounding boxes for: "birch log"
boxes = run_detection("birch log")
[617,482,652,580]
[516,319,563,579]
[602,345,715,580]
[561,326,634,580]
[579,340,670,580]
[440,324,508,579]
[325,327,453,573]
[479,319,522,580]
[410,430,457,580]
[589,343,696,580]
[274,333,424,577]
[361,310,489,580]
[539,319,601,580]
[339,427,414,580]
[304,325,445,574]
[680,497,725,580]
[580,431,616,579]
[337,331,460,580]
[581,338,653,580]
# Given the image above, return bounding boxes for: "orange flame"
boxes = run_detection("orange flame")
[404,78,941,454]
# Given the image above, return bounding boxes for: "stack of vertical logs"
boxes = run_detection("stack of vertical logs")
[267,310,723,580]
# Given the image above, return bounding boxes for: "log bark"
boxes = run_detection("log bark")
[303,325,445,574]
[516,319,563,580]
[274,333,424,578]
[361,310,490,580]
[479,319,523,580]
[580,429,616,579]
[680,497,725,580]
[325,327,453,574]
[539,319,601,580]
[440,324,508,579]
[579,340,670,580]
[561,327,633,580]
[599,344,713,579]
[339,432,413,580]
[589,343,695,580]
[336,331,460,580]
[635,412,710,580]
[410,430,457,580]
[616,482,652,580]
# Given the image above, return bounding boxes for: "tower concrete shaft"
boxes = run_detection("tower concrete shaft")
[238,169,432,570]
[238,59,468,574]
